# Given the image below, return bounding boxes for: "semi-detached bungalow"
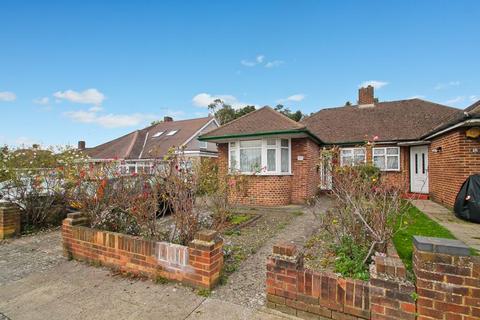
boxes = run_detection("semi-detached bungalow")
[199,86,480,208]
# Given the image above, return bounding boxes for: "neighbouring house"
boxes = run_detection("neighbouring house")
[199,86,480,207]
[81,116,219,174]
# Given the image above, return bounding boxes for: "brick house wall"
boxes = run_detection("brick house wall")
[429,128,480,208]
[217,137,319,206]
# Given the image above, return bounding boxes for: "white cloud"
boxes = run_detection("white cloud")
[408,95,426,99]
[192,93,253,109]
[15,136,40,146]
[0,91,16,102]
[65,110,157,128]
[443,96,465,106]
[277,94,305,104]
[470,95,478,102]
[265,60,284,68]
[54,88,106,106]
[241,55,283,68]
[359,81,389,89]
[33,97,50,105]
[434,81,460,90]
[241,54,265,67]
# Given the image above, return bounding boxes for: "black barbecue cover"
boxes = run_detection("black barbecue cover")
[454,174,480,223]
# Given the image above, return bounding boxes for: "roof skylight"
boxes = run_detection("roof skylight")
[166,130,178,136]
[152,131,164,138]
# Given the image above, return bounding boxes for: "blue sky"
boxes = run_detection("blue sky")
[1,0,479,147]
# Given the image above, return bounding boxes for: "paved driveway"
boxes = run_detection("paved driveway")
[0,261,291,320]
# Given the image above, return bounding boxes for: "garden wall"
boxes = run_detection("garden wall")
[414,236,480,319]
[0,202,21,239]
[62,212,223,289]
[266,242,415,320]
[268,237,480,320]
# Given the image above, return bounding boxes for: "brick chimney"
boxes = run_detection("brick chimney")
[78,141,86,150]
[358,85,375,105]
[164,116,173,122]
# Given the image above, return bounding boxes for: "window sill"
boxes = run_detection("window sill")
[228,172,293,176]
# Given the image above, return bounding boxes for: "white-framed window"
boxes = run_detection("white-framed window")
[340,148,366,166]
[166,130,178,136]
[373,147,400,171]
[228,138,291,174]
[198,139,208,149]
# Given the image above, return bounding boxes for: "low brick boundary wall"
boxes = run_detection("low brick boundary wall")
[414,236,480,319]
[0,202,21,239]
[62,212,223,289]
[266,242,415,320]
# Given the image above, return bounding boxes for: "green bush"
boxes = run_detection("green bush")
[333,236,370,281]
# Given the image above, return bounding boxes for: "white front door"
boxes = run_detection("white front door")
[410,145,429,193]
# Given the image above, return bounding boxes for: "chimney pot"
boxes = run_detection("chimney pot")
[358,85,375,105]
[164,116,173,122]
[78,141,86,150]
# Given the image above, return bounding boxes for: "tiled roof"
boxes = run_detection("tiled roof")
[199,106,306,139]
[85,116,215,159]
[302,99,462,144]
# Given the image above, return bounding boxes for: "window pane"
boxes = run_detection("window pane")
[341,149,352,156]
[387,147,399,155]
[267,139,276,146]
[267,149,276,171]
[387,156,399,170]
[281,148,289,172]
[374,155,385,170]
[354,149,365,164]
[230,142,236,148]
[240,148,261,172]
[230,150,237,169]
[373,148,385,155]
[281,139,289,147]
[342,155,353,166]
[240,140,261,148]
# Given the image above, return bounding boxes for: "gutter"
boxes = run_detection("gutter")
[424,119,480,140]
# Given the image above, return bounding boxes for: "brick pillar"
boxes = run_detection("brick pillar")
[370,253,416,320]
[62,212,88,258]
[414,236,480,319]
[0,202,21,239]
[188,230,223,289]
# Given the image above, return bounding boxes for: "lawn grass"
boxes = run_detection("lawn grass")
[393,204,456,273]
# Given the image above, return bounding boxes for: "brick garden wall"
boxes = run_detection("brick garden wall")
[414,236,480,320]
[266,242,415,320]
[0,202,21,240]
[62,212,223,289]
[268,237,480,320]
[217,137,319,206]
[429,128,480,208]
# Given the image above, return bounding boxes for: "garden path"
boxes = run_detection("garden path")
[212,196,333,309]
[410,199,480,251]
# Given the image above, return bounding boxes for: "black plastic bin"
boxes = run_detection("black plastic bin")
[454,174,480,223]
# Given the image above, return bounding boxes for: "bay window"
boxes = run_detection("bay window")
[340,148,366,166]
[228,138,291,174]
[373,147,400,171]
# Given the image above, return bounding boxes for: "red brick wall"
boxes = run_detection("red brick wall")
[266,242,415,320]
[217,138,319,206]
[0,203,21,239]
[414,237,480,320]
[62,213,223,289]
[429,128,480,208]
[291,138,320,204]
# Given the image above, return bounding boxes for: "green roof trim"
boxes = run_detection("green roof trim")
[199,129,323,144]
